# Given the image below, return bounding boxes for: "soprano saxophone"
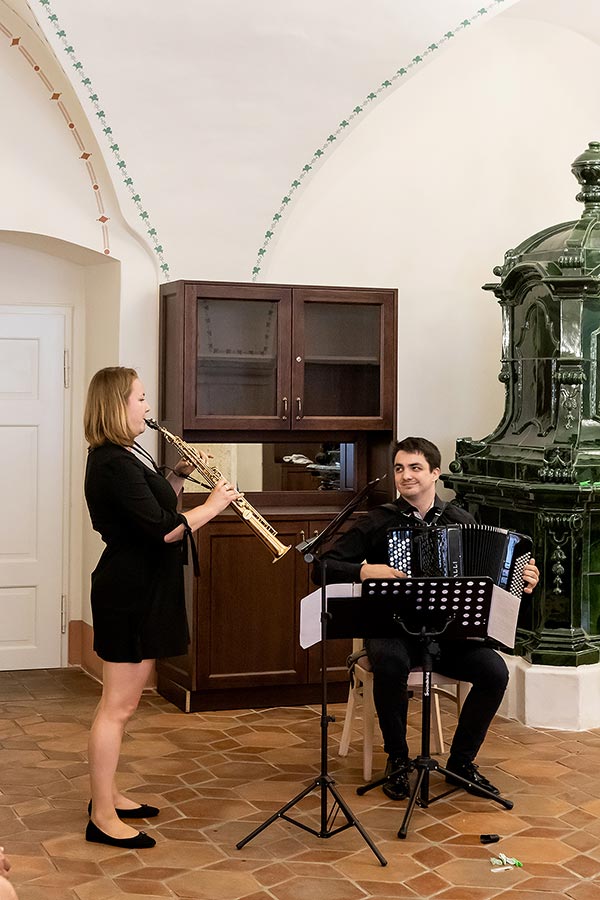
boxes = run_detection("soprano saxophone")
[145,418,291,562]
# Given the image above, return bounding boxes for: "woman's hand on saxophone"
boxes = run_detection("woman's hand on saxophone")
[167,452,214,492]
[164,478,241,542]
[171,448,212,478]
[166,460,196,495]
[205,478,241,515]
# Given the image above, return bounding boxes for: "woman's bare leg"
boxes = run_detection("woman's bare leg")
[88,659,154,838]
[0,879,18,900]
[87,697,142,812]
[0,848,18,900]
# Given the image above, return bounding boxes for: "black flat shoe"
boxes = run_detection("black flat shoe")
[85,819,156,848]
[87,800,160,819]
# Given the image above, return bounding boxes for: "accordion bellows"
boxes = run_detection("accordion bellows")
[387,524,533,598]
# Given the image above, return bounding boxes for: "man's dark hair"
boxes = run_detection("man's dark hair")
[391,436,441,471]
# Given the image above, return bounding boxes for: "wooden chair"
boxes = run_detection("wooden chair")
[338,640,469,781]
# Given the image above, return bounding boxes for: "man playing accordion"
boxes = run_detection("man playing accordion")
[314,437,540,801]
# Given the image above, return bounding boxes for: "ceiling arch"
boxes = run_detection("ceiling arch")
[22,0,520,280]
[6,0,599,282]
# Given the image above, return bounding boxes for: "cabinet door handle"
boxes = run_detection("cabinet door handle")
[296,397,302,419]
[281,396,288,420]
[299,530,305,542]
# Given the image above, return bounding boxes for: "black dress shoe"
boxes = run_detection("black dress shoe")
[382,756,412,801]
[445,759,501,797]
[87,800,160,818]
[85,819,156,848]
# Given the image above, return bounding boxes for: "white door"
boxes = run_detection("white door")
[0,307,66,669]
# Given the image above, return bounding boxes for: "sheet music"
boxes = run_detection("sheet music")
[300,581,521,648]
[488,585,521,648]
[299,583,361,648]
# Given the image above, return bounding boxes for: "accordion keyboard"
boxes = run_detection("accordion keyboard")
[387,524,532,597]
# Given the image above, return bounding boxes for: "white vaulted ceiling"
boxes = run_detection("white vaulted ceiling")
[4,0,600,282]
[5,0,520,279]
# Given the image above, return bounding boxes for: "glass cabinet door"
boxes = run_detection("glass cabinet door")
[183,283,292,429]
[292,288,396,429]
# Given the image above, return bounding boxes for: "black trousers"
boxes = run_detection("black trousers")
[364,637,509,764]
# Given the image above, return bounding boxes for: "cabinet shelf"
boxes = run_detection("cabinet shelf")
[304,356,379,365]
[197,356,276,365]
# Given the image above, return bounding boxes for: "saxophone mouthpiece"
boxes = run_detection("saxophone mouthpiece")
[145,417,158,429]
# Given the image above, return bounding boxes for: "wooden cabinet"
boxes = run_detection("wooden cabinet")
[156,279,397,712]
[156,509,353,712]
[159,280,396,434]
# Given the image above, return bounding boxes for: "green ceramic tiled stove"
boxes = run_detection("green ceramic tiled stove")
[443,142,600,666]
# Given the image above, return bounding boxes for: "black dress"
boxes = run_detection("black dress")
[84,442,190,662]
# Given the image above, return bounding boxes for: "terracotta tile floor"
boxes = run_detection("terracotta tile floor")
[2,668,600,899]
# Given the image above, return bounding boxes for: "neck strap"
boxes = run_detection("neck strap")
[131,441,162,474]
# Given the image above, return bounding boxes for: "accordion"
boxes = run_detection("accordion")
[387,524,532,598]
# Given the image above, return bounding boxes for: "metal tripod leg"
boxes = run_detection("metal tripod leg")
[396,757,513,838]
[356,760,412,796]
[236,774,387,865]
[398,761,430,839]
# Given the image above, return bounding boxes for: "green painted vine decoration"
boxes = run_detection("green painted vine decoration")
[33,0,171,278]
[250,1,507,281]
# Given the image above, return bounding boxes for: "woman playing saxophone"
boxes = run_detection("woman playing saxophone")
[83,367,240,849]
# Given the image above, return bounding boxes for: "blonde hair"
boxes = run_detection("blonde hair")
[84,367,139,447]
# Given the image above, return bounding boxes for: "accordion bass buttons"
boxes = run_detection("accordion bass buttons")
[387,524,532,593]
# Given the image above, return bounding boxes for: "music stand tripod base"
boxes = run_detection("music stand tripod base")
[396,760,513,840]
[236,533,388,866]
[235,772,386,863]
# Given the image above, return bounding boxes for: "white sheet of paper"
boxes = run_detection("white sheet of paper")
[487,585,521,648]
[299,583,359,648]
[299,581,522,648]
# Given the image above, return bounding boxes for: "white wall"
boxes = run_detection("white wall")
[0,0,160,382]
[266,16,598,474]
[0,2,160,625]
[0,237,111,628]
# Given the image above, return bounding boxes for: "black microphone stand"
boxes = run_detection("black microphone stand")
[236,478,387,866]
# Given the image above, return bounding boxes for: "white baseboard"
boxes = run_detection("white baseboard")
[499,654,600,730]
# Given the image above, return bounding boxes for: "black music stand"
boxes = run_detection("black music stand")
[352,577,514,839]
[236,479,388,866]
